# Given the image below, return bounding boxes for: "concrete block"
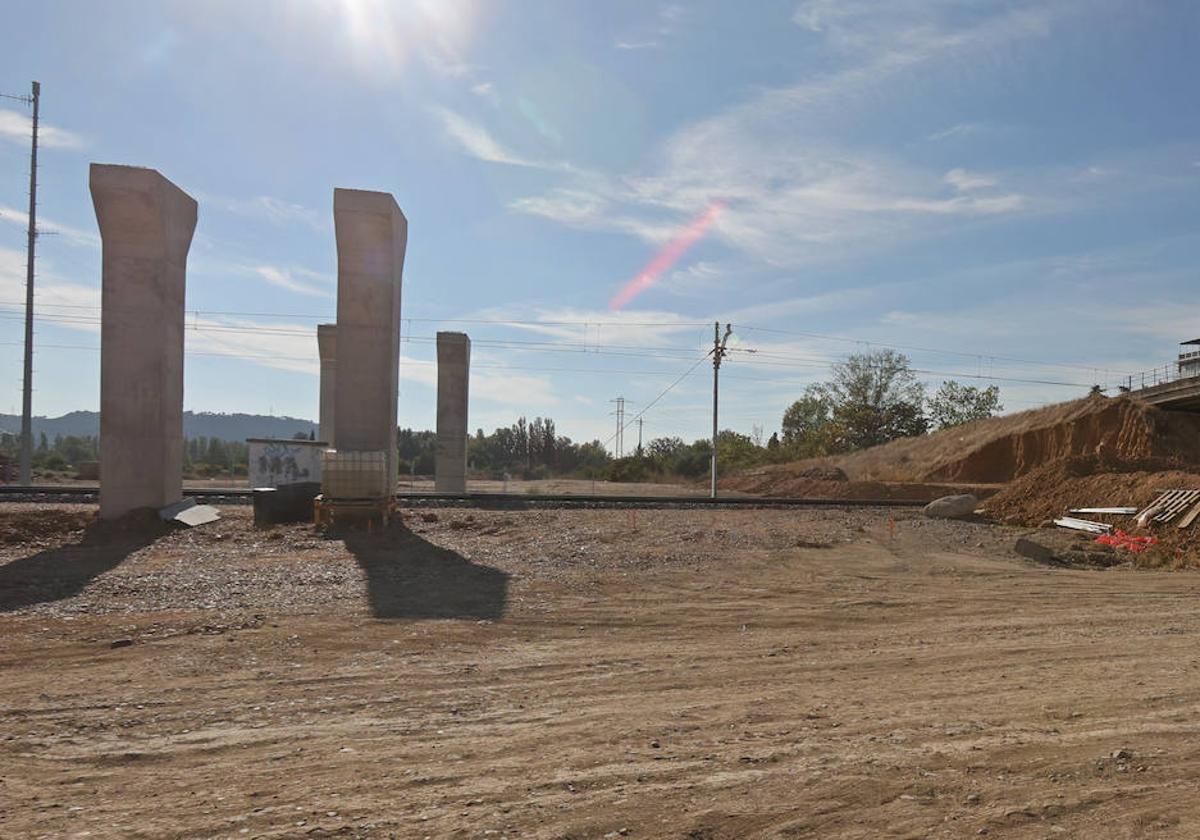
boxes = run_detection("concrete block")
[435,331,470,493]
[332,188,406,493]
[90,164,197,519]
[317,323,337,446]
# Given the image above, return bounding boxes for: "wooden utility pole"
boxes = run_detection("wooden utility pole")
[710,322,731,498]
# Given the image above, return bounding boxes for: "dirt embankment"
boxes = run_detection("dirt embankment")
[978,455,1200,566]
[737,395,1200,493]
[719,473,996,502]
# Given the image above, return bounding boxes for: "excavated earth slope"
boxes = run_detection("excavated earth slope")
[744,395,1200,488]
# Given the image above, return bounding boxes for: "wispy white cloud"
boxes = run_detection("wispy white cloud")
[469,304,709,351]
[209,194,326,232]
[433,107,573,171]
[253,265,331,298]
[0,204,100,248]
[0,108,87,150]
[928,122,984,142]
[945,168,997,191]
[614,3,688,51]
[0,246,99,316]
[510,1,1093,270]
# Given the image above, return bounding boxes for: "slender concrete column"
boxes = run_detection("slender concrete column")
[332,188,406,492]
[317,323,337,446]
[90,164,197,519]
[435,332,471,493]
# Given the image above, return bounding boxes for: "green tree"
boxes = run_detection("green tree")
[818,350,928,450]
[927,380,1003,430]
[780,387,836,456]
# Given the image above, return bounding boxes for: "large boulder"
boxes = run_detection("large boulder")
[923,493,979,520]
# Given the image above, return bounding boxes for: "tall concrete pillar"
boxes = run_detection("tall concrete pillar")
[332,188,406,492]
[317,323,336,446]
[90,164,197,519]
[435,332,471,493]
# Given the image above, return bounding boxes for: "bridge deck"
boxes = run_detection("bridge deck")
[1130,374,1200,412]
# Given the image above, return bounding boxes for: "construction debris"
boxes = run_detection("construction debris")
[158,498,221,527]
[1135,489,1200,526]
[1095,530,1158,553]
[1178,500,1200,530]
[1068,507,1138,515]
[1053,516,1112,534]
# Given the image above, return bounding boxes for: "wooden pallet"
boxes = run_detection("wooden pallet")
[1136,490,1200,526]
[1178,499,1200,530]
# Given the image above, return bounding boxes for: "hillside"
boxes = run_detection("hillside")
[0,411,317,443]
[725,394,1200,491]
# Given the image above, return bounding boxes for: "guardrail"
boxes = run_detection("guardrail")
[1124,361,1200,392]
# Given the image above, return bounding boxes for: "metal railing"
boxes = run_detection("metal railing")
[1125,359,1200,392]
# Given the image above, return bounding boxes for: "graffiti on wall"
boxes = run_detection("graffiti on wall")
[249,440,323,488]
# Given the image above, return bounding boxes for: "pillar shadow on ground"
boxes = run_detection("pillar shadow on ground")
[0,521,167,613]
[342,521,508,620]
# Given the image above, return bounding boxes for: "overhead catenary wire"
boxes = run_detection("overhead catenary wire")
[0,296,1136,381]
[601,353,712,451]
[0,307,1118,390]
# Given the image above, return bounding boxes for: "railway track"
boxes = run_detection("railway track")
[0,484,927,510]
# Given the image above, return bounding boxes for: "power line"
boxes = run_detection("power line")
[602,354,710,451]
[732,323,1122,378]
[0,296,1138,379]
[0,309,1118,391]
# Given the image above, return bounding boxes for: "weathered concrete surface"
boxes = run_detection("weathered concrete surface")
[435,332,471,493]
[332,189,406,492]
[90,164,197,519]
[317,323,337,446]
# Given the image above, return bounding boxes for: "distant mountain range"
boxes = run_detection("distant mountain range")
[0,411,317,442]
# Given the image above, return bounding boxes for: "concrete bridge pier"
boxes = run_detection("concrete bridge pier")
[90,164,197,519]
[317,323,337,446]
[332,188,407,492]
[435,332,471,493]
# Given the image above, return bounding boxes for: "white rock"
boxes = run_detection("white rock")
[923,494,979,520]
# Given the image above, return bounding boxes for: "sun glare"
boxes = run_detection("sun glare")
[317,0,478,78]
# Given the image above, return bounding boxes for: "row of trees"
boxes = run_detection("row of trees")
[0,432,251,478]
[0,350,1005,483]
[398,417,610,479]
[779,350,1002,458]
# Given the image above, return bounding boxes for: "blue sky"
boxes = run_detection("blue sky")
[1,0,1198,448]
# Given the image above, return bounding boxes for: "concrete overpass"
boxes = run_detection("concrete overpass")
[1128,375,1200,412]
[1122,339,1200,413]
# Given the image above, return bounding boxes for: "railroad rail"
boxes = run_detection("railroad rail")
[0,485,927,510]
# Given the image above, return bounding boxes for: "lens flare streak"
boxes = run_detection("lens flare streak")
[609,201,725,310]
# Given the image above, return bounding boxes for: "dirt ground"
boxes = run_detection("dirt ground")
[4,504,1200,839]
